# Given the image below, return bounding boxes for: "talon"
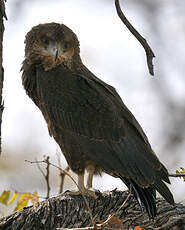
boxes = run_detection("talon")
[66,188,97,199]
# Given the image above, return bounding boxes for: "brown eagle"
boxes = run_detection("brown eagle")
[21,23,174,218]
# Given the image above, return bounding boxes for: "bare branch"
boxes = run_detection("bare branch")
[35,157,45,178]
[0,0,7,20]
[169,173,185,178]
[45,156,51,199]
[115,0,155,76]
[58,166,69,194]
[56,150,70,194]
[33,156,51,199]
[0,0,7,154]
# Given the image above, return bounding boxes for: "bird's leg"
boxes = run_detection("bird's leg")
[66,173,97,198]
[86,165,100,197]
[78,173,97,198]
[86,166,94,188]
[78,173,86,191]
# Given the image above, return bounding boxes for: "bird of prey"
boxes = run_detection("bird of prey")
[21,22,174,218]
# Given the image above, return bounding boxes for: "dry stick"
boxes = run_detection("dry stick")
[25,159,95,228]
[35,158,45,178]
[169,173,185,178]
[58,166,70,194]
[56,150,70,194]
[57,227,98,230]
[45,156,51,198]
[0,0,7,154]
[57,227,99,230]
[115,0,155,76]
[35,156,51,199]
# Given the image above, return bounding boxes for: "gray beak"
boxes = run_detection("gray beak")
[55,49,58,61]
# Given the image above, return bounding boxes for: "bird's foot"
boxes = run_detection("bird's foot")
[66,188,98,199]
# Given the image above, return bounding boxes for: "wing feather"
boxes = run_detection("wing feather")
[36,66,124,141]
[33,65,169,187]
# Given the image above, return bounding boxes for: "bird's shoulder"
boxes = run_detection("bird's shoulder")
[76,68,150,145]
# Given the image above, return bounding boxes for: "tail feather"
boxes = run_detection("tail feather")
[120,175,174,218]
[157,165,171,184]
[120,177,156,218]
[153,179,174,205]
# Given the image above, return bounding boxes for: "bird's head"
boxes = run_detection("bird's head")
[24,23,80,71]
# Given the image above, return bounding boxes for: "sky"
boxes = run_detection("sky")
[0,0,184,215]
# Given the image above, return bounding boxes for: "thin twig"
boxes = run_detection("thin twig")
[115,0,155,76]
[56,227,97,230]
[169,173,185,178]
[25,159,95,227]
[35,158,45,178]
[56,228,97,230]
[58,166,69,194]
[56,150,70,194]
[34,156,51,199]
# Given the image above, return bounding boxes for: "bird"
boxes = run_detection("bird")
[21,22,174,218]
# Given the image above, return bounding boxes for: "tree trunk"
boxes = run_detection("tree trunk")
[0,190,184,230]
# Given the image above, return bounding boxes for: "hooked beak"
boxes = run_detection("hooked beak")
[55,49,58,61]
[47,41,63,62]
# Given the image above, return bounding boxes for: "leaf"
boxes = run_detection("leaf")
[31,192,39,206]
[103,216,124,229]
[0,190,10,205]
[176,167,185,181]
[134,226,143,230]
[14,193,33,211]
[7,191,18,206]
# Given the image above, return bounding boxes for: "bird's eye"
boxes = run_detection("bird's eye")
[63,42,69,50]
[41,37,49,45]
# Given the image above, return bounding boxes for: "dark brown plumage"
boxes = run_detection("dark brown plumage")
[21,22,174,218]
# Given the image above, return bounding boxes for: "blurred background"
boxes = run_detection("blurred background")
[0,0,185,216]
